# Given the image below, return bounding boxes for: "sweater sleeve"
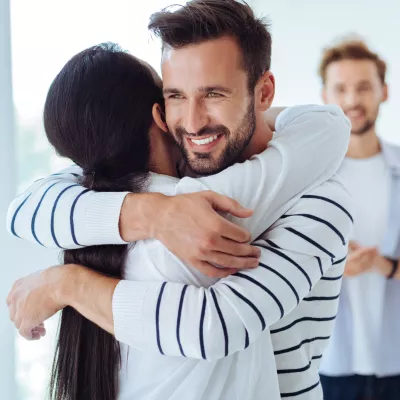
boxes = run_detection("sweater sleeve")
[6,165,129,248]
[113,178,353,361]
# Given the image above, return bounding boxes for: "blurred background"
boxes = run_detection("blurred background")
[1,0,399,399]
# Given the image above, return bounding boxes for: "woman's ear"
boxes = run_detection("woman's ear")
[152,104,168,132]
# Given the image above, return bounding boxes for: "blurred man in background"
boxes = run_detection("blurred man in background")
[318,38,400,400]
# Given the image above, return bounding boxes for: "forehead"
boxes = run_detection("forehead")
[161,36,247,91]
[325,59,382,86]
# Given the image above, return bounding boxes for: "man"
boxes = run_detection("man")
[7,1,351,398]
[318,38,400,400]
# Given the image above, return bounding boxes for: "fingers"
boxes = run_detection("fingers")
[32,324,46,337]
[19,325,33,340]
[348,241,360,251]
[204,252,259,270]
[214,237,261,258]
[8,302,16,322]
[349,246,377,260]
[192,261,238,279]
[205,192,253,219]
[212,215,251,243]
[18,323,46,341]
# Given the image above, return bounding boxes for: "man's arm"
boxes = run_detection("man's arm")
[7,168,258,276]
[341,241,400,279]
[8,179,353,360]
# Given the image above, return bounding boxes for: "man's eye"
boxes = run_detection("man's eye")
[168,94,184,100]
[206,92,223,98]
[358,86,371,93]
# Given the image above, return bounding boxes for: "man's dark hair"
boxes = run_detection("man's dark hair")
[149,0,271,91]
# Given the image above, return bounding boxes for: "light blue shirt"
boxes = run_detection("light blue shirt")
[321,141,400,377]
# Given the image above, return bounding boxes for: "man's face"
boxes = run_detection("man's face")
[161,36,256,175]
[323,59,387,135]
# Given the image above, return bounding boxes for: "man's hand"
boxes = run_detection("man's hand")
[7,264,119,341]
[344,241,378,277]
[6,267,65,340]
[120,191,261,278]
[374,254,400,280]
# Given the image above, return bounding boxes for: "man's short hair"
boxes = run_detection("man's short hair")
[148,0,272,91]
[318,37,387,84]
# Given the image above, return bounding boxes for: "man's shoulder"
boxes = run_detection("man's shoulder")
[382,141,400,172]
[307,174,351,200]
[288,174,353,220]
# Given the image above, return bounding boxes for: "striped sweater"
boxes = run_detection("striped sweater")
[7,105,352,399]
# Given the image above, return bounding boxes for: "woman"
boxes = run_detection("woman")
[39,43,350,399]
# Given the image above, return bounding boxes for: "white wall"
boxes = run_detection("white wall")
[1,2,61,398]
[1,0,18,396]
[250,0,400,144]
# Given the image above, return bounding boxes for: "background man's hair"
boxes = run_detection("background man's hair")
[319,36,387,84]
[148,0,272,91]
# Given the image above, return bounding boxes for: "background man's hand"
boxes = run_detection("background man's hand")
[121,191,261,278]
[344,241,378,277]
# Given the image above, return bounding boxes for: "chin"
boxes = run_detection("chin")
[187,160,224,176]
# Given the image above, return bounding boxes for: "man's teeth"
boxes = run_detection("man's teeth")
[190,135,219,145]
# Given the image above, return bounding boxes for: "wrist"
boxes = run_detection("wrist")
[386,257,399,279]
[144,193,168,241]
[120,193,166,241]
[53,264,120,334]
[376,255,398,279]
[375,254,390,275]
[50,264,79,309]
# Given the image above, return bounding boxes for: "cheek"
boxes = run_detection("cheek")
[165,104,182,129]
[206,101,246,126]
[325,91,343,106]
[364,95,381,112]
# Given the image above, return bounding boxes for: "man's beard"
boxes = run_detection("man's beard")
[351,119,376,135]
[173,99,256,176]
[345,105,378,136]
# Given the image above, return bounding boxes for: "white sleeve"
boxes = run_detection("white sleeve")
[6,166,129,249]
[174,104,350,239]
[113,178,353,361]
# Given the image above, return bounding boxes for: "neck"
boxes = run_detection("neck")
[149,128,180,177]
[240,118,273,161]
[347,127,381,159]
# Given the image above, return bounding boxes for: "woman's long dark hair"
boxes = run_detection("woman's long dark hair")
[43,43,163,400]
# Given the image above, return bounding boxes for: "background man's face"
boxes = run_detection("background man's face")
[161,36,256,175]
[323,59,387,135]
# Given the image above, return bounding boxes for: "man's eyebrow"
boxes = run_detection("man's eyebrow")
[163,88,182,95]
[357,80,373,86]
[198,86,233,94]
[163,86,233,95]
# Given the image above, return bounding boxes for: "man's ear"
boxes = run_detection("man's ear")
[152,103,168,132]
[382,83,389,103]
[322,87,328,104]
[255,71,275,112]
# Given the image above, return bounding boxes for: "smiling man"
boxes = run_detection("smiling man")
[160,35,262,175]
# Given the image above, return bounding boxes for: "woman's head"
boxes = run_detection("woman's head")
[46,43,166,400]
[44,43,164,188]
